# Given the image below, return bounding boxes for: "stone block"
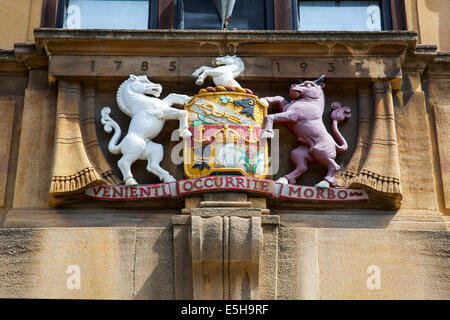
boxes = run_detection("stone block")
[276,227,450,300]
[316,228,450,299]
[0,227,135,299]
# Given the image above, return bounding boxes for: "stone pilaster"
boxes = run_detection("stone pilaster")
[172,193,279,300]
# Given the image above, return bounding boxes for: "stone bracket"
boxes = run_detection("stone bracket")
[172,208,279,300]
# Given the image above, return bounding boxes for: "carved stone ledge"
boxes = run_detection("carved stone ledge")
[34,29,417,81]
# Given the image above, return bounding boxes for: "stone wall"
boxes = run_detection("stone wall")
[0,225,448,299]
[0,4,448,300]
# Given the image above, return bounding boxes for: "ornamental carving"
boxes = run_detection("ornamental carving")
[47,55,403,209]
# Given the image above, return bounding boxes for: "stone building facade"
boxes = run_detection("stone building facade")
[0,0,448,299]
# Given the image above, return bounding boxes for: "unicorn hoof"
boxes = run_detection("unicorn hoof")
[261,130,274,139]
[315,180,330,189]
[195,79,204,86]
[276,177,289,184]
[260,98,269,107]
[125,178,138,186]
[163,175,176,183]
[179,129,192,139]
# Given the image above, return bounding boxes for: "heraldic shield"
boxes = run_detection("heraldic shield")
[184,89,268,179]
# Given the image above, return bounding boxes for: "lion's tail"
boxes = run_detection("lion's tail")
[330,102,351,155]
[101,107,122,155]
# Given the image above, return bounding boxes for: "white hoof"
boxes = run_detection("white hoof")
[315,180,330,189]
[261,130,274,139]
[125,178,138,186]
[260,98,269,107]
[276,177,289,184]
[195,79,204,86]
[179,129,192,139]
[163,175,176,183]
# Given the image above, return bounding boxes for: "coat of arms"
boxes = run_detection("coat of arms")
[186,55,268,178]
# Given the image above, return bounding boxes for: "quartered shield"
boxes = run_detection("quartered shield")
[184,90,268,178]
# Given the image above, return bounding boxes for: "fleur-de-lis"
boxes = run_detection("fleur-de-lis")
[219,95,232,104]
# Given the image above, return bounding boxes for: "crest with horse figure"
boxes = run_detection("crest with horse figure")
[88,55,369,204]
[186,55,269,179]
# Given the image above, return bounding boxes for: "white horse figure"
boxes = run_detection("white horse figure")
[192,55,245,88]
[101,74,191,186]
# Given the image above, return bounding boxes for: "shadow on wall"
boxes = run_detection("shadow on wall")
[134,227,176,299]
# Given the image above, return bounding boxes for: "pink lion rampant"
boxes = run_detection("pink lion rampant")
[261,75,351,188]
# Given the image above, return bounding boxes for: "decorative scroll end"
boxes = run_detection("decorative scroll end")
[49,166,107,206]
[101,169,122,185]
[338,170,402,209]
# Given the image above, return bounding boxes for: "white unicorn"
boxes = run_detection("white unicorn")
[101,74,191,186]
[192,55,245,88]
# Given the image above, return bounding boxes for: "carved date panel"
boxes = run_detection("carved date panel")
[49,55,401,79]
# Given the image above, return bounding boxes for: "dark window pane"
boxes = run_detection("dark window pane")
[228,0,267,30]
[297,0,382,31]
[180,0,221,30]
[62,0,149,29]
[179,0,269,30]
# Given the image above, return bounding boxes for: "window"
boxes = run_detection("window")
[57,0,158,29]
[43,0,404,30]
[292,0,393,31]
[175,0,274,30]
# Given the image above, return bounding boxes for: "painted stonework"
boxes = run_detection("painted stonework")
[0,22,449,300]
[100,75,191,186]
[262,75,351,188]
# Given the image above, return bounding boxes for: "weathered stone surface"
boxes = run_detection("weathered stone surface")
[0,0,41,50]
[190,207,262,217]
[427,76,450,210]
[12,88,57,208]
[0,100,15,207]
[1,8,449,301]
[204,192,247,202]
[173,211,278,300]
[258,218,279,299]
[0,227,135,299]
[2,209,174,228]
[276,227,300,299]
[395,73,438,210]
[409,0,450,51]
[172,221,193,299]
[199,201,252,208]
[0,224,447,300]
[276,210,447,231]
[133,227,175,299]
[48,55,403,80]
[277,227,450,300]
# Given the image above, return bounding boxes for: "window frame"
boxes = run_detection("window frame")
[48,0,159,29]
[291,0,406,31]
[291,0,392,32]
[42,0,405,30]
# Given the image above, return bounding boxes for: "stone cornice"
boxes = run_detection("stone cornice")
[34,28,418,57]
[33,28,419,42]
